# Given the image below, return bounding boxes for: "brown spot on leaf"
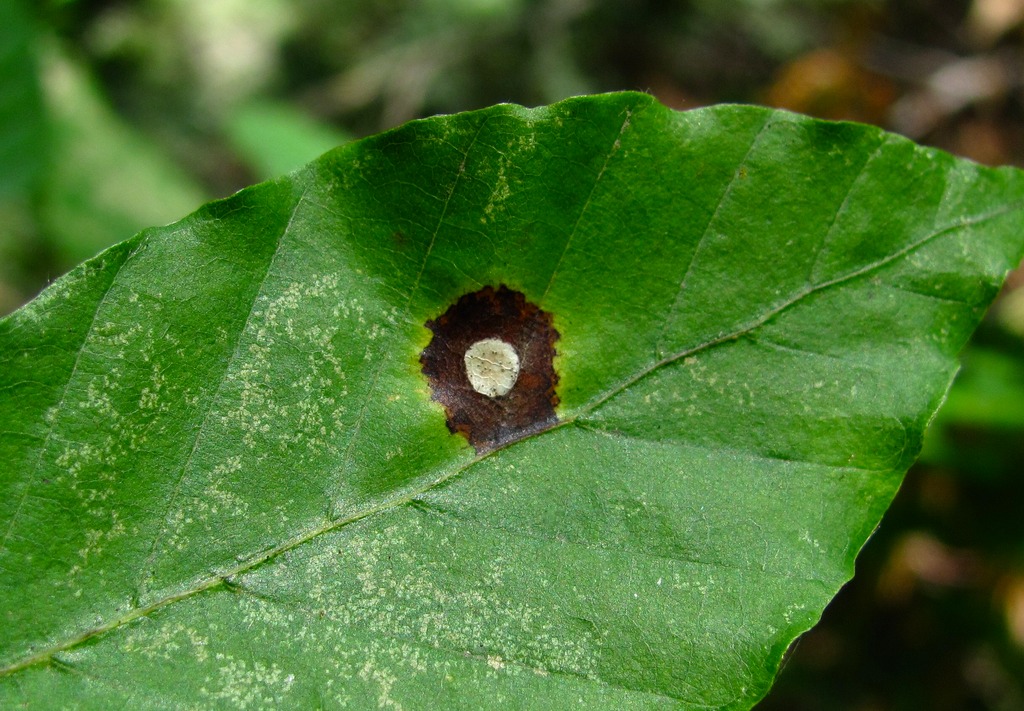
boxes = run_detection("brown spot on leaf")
[420,285,559,453]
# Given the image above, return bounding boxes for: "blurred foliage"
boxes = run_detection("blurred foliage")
[0,0,47,202]
[226,99,351,179]
[39,45,207,265]
[0,0,1022,707]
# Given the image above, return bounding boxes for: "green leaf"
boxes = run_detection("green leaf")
[1,92,1023,709]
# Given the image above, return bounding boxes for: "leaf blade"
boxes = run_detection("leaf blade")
[2,93,1023,709]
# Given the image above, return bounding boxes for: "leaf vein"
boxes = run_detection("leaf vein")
[573,421,889,475]
[586,199,1024,415]
[331,118,490,502]
[654,112,774,359]
[133,187,310,601]
[540,105,636,302]
[0,243,139,559]
[807,133,891,284]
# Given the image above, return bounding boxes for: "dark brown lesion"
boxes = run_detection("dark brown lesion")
[420,285,560,453]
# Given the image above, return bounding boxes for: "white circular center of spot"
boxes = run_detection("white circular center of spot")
[464,338,520,398]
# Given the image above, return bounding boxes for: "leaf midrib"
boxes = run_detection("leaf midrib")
[4,197,1015,678]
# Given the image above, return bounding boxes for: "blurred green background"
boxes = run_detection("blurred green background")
[1,0,1023,708]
